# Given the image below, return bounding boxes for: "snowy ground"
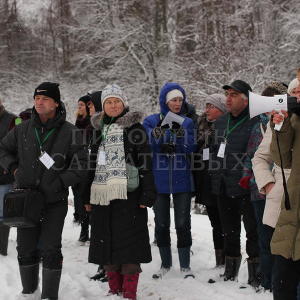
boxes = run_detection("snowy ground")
[1,198,273,300]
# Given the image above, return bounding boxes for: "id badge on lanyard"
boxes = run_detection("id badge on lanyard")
[97,146,106,165]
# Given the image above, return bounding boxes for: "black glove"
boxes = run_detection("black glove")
[171,121,185,137]
[160,143,175,155]
[171,121,181,130]
[152,123,170,139]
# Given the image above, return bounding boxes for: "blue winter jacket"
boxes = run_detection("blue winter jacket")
[143,82,197,194]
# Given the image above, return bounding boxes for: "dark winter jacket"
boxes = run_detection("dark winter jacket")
[87,111,156,265]
[0,106,18,184]
[0,102,88,204]
[194,113,216,205]
[143,83,197,194]
[210,108,259,197]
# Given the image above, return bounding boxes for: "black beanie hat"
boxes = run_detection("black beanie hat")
[34,82,61,103]
[89,91,102,112]
[78,95,91,104]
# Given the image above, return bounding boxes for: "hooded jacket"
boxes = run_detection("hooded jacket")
[143,82,197,194]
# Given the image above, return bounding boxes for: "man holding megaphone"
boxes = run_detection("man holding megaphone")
[209,80,260,283]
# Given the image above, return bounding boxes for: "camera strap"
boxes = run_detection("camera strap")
[275,131,291,210]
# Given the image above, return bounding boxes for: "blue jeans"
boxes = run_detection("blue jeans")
[0,184,13,219]
[154,192,192,249]
[251,199,275,290]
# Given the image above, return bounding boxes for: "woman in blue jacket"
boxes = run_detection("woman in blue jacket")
[143,82,197,279]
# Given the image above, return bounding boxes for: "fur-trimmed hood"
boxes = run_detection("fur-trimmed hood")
[91,111,145,130]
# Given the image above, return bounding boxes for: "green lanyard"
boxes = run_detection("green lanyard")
[100,118,114,146]
[35,128,55,152]
[225,115,248,140]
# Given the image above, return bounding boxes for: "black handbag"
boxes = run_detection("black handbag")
[2,189,45,228]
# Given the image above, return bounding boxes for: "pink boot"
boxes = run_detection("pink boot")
[122,273,139,300]
[107,271,123,295]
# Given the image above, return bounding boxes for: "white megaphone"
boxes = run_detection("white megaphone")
[249,92,288,130]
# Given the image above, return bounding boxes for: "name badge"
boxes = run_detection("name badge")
[97,150,106,165]
[217,142,226,158]
[203,148,209,161]
[39,151,55,169]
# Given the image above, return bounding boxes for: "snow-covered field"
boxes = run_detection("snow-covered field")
[1,198,273,300]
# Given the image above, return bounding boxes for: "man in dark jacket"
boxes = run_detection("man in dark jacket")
[0,100,19,256]
[210,80,259,283]
[0,82,87,299]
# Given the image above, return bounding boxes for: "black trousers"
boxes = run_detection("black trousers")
[273,255,300,300]
[206,199,224,250]
[17,200,68,269]
[217,194,259,258]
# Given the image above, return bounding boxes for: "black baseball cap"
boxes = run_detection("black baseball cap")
[223,80,252,97]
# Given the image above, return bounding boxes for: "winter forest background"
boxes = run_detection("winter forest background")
[0,0,299,121]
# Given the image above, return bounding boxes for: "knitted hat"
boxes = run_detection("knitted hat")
[89,91,102,112]
[166,89,184,103]
[287,78,300,95]
[101,84,128,108]
[34,82,61,103]
[223,80,252,98]
[78,95,91,104]
[205,93,227,113]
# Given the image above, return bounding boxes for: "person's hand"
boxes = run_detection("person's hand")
[152,123,170,139]
[239,176,251,189]
[271,110,288,124]
[264,182,275,195]
[160,143,175,155]
[171,121,181,130]
[139,205,146,208]
[85,204,92,212]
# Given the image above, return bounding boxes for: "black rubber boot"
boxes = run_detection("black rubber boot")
[223,256,242,281]
[0,224,10,256]
[41,268,62,300]
[247,257,261,288]
[19,264,39,294]
[78,216,89,243]
[215,249,225,267]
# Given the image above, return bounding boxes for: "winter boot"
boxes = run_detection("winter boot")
[180,268,195,279]
[15,288,41,300]
[247,257,261,288]
[152,267,171,279]
[222,256,242,281]
[215,249,225,267]
[153,246,172,279]
[41,268,61,300]
[19,264,39,295]
[107,271,123,295]
[78,217,89,244]
[0,224,10,256]
[122,273,139,300]
[90,265,107,281]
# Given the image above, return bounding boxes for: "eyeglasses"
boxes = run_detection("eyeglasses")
[206,104,216,110]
